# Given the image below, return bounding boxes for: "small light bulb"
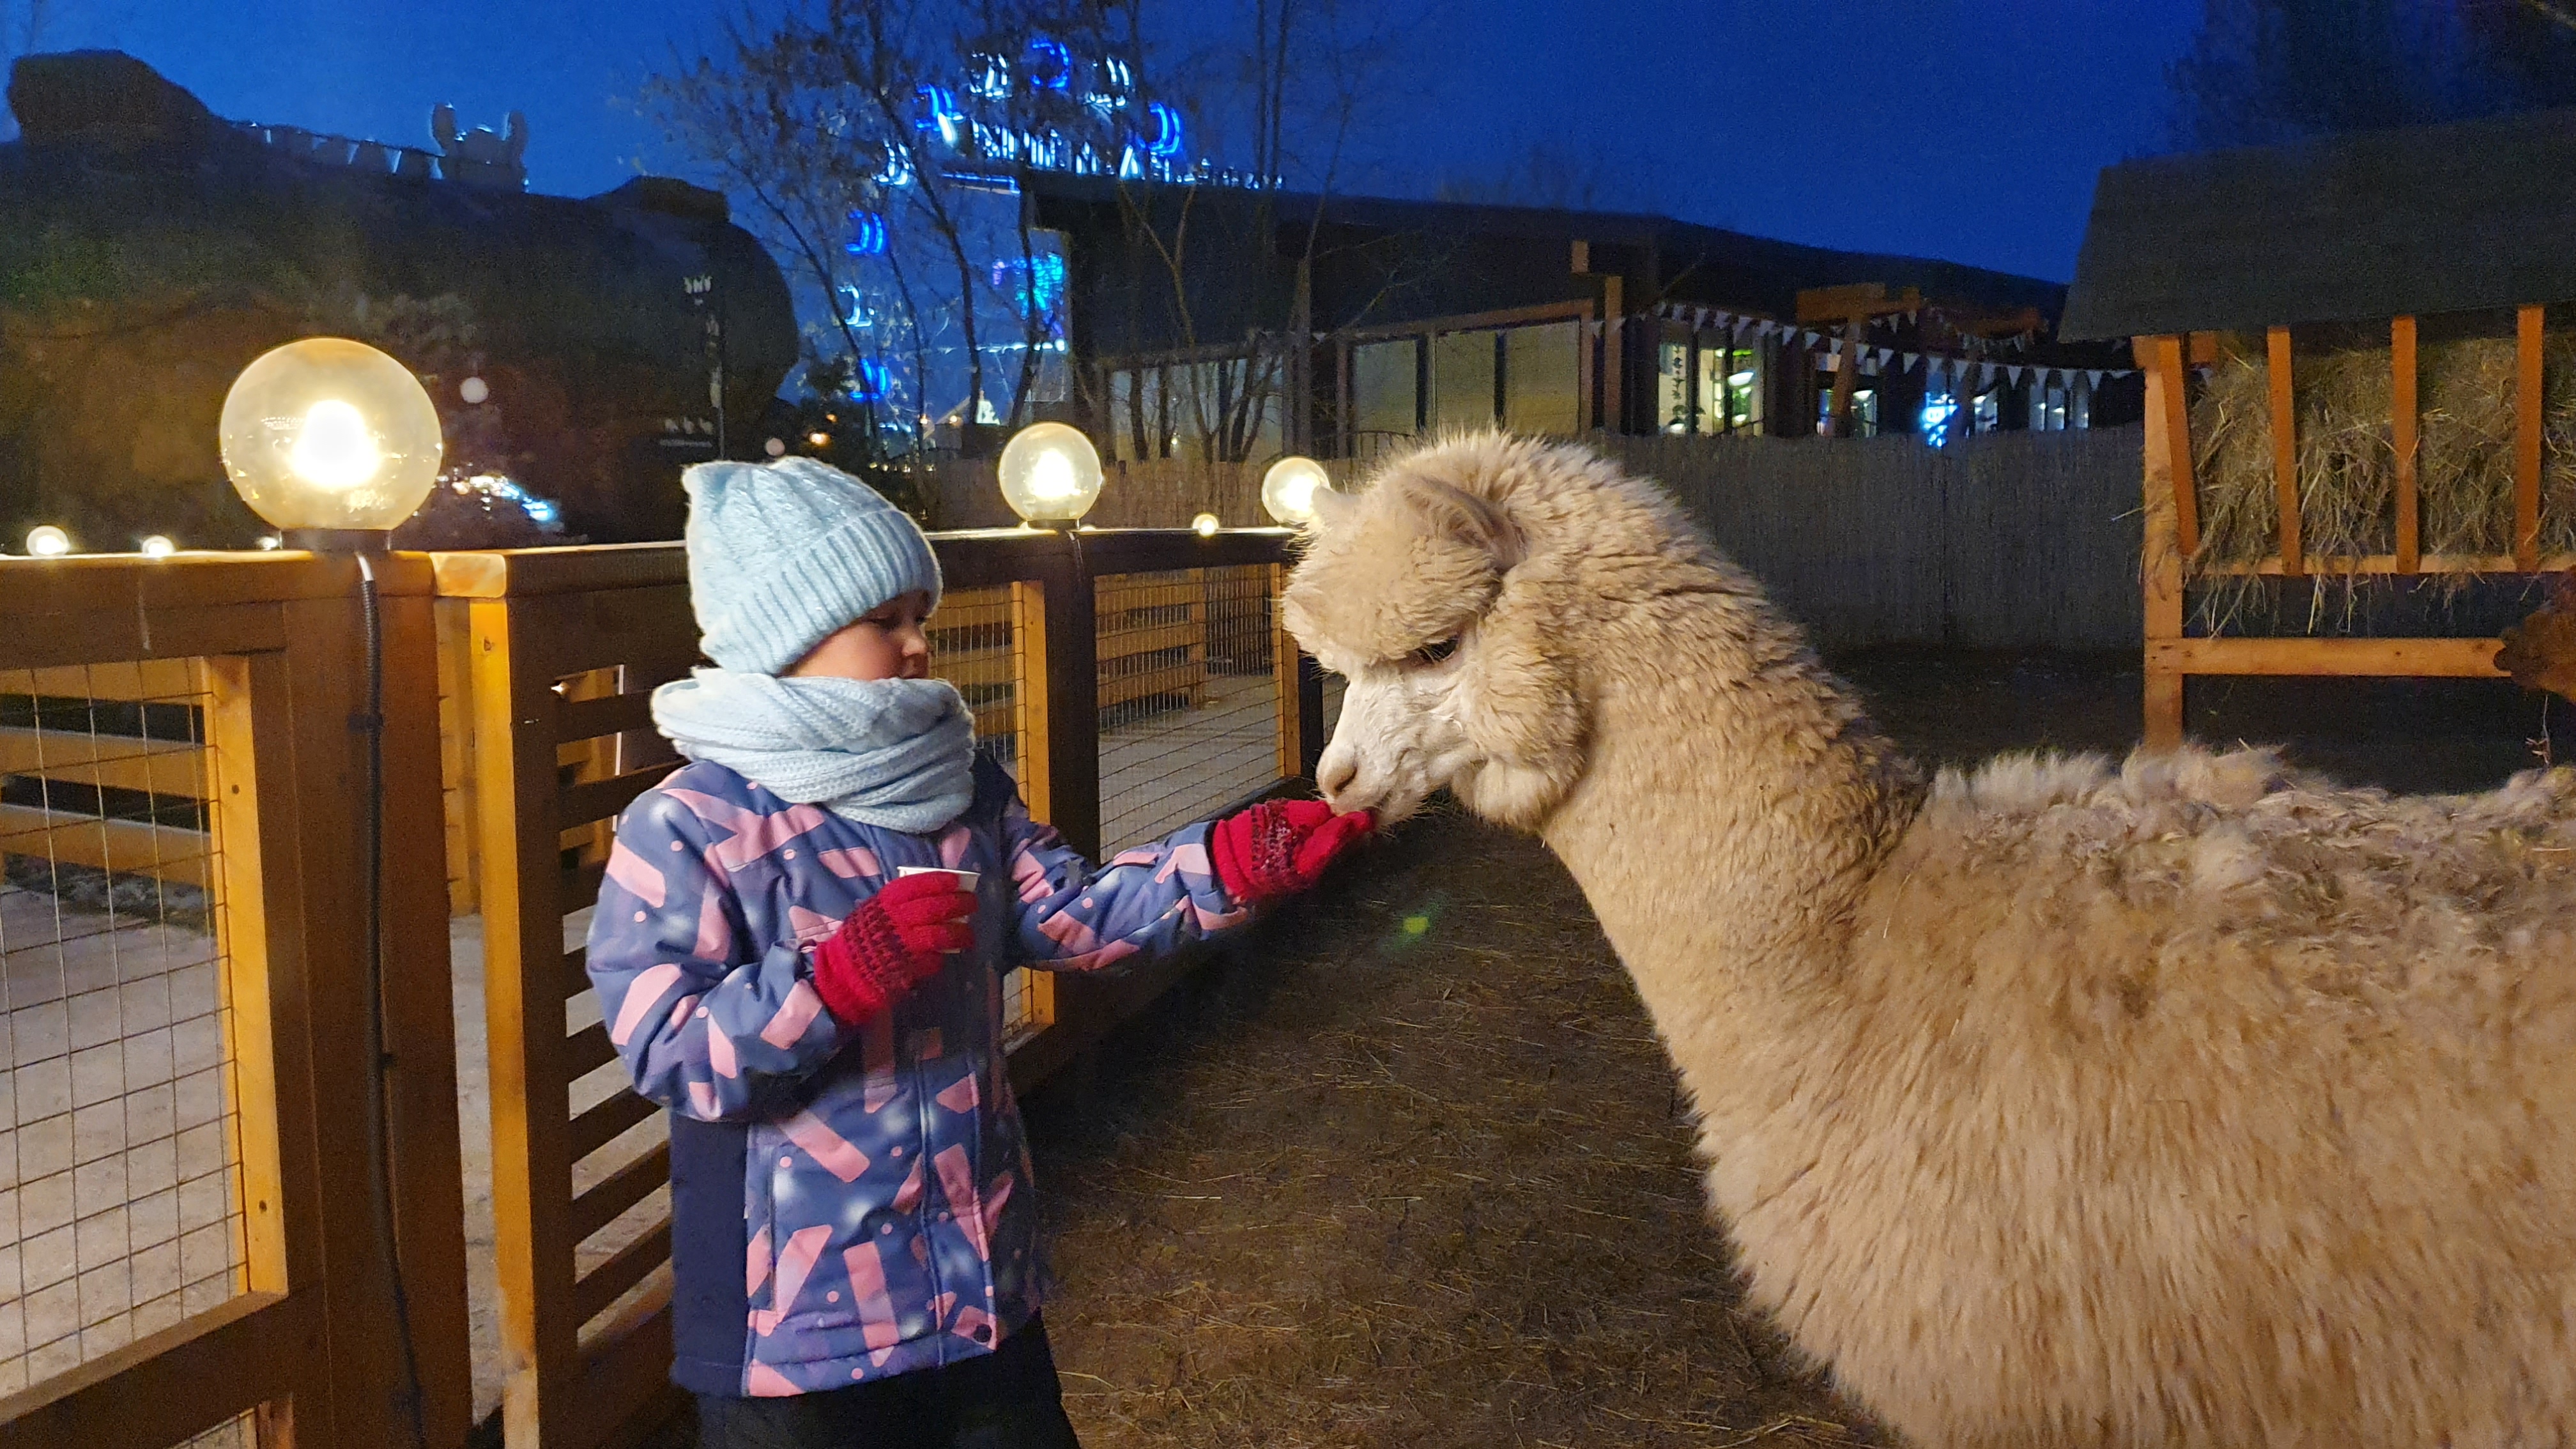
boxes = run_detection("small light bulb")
[808,431,831,447]
[139,535,176,558]
[256,535,282,550]
[287,399,383,492]
[765,437,786,457]
[1027,448,1080,501]
[26,525,70,556]
[1192,512,1220,537]
[459,376,489,404]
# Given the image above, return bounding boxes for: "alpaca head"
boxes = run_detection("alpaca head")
[1282,433,1596,830]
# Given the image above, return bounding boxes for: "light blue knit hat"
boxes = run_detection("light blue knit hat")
[680,457,942,675]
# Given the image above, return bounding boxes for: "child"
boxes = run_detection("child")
[586,457,1373,1448]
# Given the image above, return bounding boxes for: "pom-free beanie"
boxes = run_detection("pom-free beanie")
[680,457,942,674]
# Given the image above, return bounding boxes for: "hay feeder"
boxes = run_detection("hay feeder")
[2063,109,2576,746]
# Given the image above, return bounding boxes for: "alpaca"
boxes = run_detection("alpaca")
[1281,432,2576,1449]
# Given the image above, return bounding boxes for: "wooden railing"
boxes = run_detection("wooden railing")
[429,527,1322,1449]
[0,555,471,1449]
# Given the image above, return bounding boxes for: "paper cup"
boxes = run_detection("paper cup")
[896,866,979,953]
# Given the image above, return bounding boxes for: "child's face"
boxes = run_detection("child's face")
[785,590,933,682]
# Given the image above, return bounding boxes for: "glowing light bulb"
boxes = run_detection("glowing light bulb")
[997,423,1104,525]
[765,437,786,457]
[219,338,441,532]
[459,376,489,404]
[287,400,383,492]
[26,525,70,556]
[139,535,176,558]
[256,535,282,550]
[808,431,831,447]
[1192,512,1220,537]
[1027,449,1080,500]
[1261,456,1332,526]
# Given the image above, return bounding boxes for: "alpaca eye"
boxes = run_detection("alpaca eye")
[1408,636,1459,668]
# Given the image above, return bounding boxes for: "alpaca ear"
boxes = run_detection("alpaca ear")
[1307,479,1357,535]
[1390,475,1523,573]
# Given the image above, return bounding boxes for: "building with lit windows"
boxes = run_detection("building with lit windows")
[1026,176,2142,464]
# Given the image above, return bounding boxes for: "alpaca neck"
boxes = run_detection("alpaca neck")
[1537,598,1921,1117]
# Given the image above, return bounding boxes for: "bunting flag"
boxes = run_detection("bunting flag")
[2087,369,2106,387]
[2007,365,2025,385]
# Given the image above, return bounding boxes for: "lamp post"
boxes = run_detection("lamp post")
[997,422,1105,528]
[215,334,435,1445]
[1260,455,1332,527]
[218,337,443,552]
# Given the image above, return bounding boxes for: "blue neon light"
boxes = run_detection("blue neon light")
[1142,100,1183,158]
[844,209,887,256]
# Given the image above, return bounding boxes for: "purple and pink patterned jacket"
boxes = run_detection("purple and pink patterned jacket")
[585,753,1248,1398]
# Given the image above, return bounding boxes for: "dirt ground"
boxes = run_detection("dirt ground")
[1011,648,2572,1449]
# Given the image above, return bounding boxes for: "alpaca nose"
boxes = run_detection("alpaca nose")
[1316,751,1358,806]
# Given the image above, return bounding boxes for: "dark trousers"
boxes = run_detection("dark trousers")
[696,1315,1081,1449]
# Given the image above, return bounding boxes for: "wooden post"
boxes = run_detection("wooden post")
[2393,315,2420,574]
[1038,539,1101,861]
[2140,335,2188,750]
[1831,316,1862,438]
[1270,562,1301,783]
[2517,303,2544,572]
[2151,335,2199,560]
[2268,325,2302,575]
[1011,578,1052,826]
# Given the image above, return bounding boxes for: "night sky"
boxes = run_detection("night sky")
[27,1,2199,282]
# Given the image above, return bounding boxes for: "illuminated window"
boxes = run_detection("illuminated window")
[1503,321,1581,435]
[1432,330,1497,432]
[1659,341,1692,433]
[1351,339,1418,438]
[1697,342,1761,433]
[1972,388,2000,433]
[2028,379,2071,432]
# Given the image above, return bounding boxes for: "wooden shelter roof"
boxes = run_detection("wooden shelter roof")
[2060,106,2576,341]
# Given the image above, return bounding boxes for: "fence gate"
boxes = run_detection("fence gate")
[0,555,471,1449]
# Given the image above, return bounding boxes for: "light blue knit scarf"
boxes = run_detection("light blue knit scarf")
[650,669,976,833]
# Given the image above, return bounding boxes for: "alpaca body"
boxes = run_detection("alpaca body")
[1284,432,2576,1448]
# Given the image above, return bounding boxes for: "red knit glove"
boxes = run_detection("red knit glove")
[809,873,976,1026]
[1208,799,1375,906]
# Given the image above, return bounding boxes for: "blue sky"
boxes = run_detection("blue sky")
[26,1,2199,281]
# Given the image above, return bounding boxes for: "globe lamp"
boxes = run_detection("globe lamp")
[1191,512,1220,537]
[25,525,70,557]
[218,338,443,550]
[1260,456,1332,527]
[998,422,1104,527]
[139,535,176,558]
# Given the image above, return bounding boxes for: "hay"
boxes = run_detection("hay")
[2186,333,2576,631]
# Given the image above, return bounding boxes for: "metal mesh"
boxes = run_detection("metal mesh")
[931,586,1024,784]
[0,661,247,1399]
[929,587,1045,1045]
[1096,567,1287,854]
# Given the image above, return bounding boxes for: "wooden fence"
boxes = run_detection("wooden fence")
[0,528,1326,1449]
[0,555,472,1449]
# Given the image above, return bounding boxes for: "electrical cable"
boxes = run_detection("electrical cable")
[355,553,429,1448]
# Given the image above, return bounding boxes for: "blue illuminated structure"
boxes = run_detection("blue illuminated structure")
[1142,101,1184,159]
[845,210,887,256]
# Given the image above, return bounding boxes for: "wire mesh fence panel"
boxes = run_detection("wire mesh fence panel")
[0,661,247,1401]
[930,586,1024,784]
[928,586,1048,1047]
[1094,567,1285,854]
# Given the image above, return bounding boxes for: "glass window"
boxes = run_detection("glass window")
[1854,387,1880,437]
[1697,342,1762,434]
[1920,376,1958,447]
[1432,330,1497,433]
[1504,321,1581,435]
[2028,381,2070,432]
[1659,341,1692,433]
[2073,377,2091,430]
[1107,369,1137,461]
[1972,388,2000,433]
[1351,339,1419,439]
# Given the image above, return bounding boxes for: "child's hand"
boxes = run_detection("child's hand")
[1209,799,1376,906]
[809,873,976,1025]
